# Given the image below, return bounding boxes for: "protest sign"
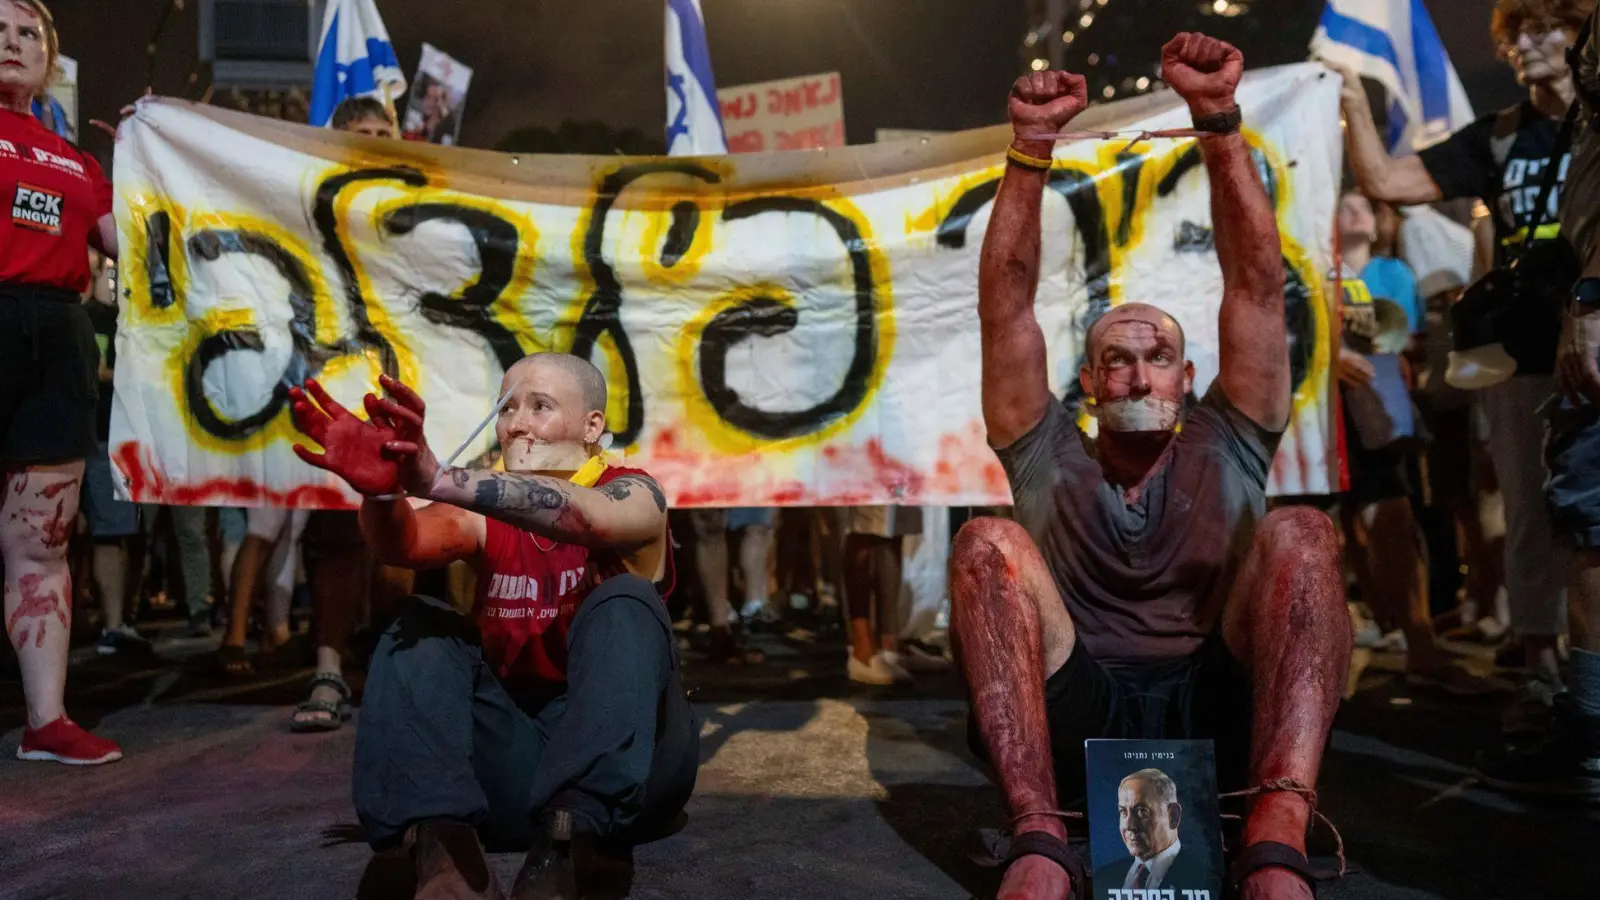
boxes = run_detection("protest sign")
[401,42,472,146]
[110,63,1341,508]
[718,72,845,153]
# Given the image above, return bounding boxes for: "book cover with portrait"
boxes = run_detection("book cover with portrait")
[1085,739,1224,900]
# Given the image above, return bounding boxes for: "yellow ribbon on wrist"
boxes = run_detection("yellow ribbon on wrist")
[1006,145,1055,171]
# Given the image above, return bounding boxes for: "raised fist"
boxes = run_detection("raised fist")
[1161,32,1243,115]
[1008,70,1089,144]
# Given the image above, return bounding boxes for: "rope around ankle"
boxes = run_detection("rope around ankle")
[1006,808,1083,834]
[1218,777,1347,876]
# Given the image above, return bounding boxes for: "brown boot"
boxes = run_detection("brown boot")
[405,819,505,900]
[510,810,634,900]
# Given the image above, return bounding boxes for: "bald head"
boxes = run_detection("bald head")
[1086,303,1186,358]
[507,353,608,415]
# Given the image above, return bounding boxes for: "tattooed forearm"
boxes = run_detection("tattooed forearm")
[431,466,667,548]
[598,475,668,512]
[433,466,591,543]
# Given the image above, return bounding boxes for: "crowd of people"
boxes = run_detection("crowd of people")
[4,0,1600,898]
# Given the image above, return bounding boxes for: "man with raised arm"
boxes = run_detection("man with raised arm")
[289,353,697,900]
[953,34,1350,900]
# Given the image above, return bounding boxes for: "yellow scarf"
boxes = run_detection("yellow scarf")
[492,452,609,488]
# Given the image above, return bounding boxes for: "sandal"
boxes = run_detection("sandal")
[291,672,353,733]
[216,644,254,678]
[1229,841,1341,896]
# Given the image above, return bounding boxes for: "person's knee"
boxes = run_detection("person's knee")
[950,517,1032,609]
[370,594,474,672]
[573,576,668,639]
[1251,508,1348,627]
[1255,507,1339,571]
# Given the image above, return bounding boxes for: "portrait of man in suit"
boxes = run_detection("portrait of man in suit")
[1092,768,1209,894]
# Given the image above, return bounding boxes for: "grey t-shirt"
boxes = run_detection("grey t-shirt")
[995,386,1283,667]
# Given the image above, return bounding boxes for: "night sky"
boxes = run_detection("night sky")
[50,0,1521,162]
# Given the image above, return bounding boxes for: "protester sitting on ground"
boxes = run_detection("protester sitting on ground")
[1330,0,1594,731]
[689,507,772,664]
[844,505,919,685]
[79,253,149,657]
[290,94,411,733]
[1334,190,1501,695]
[953,35,1351,900]
[290,354,696,900]
[0,0,122,765]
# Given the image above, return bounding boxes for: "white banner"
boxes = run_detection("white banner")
[110,63,1341,509]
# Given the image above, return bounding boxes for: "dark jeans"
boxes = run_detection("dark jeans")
[352,575,699,851]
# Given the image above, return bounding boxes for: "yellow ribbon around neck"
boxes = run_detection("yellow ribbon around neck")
[569,456,609,487]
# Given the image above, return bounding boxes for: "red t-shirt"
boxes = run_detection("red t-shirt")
[473,466,675,694]
[0,108,112,293]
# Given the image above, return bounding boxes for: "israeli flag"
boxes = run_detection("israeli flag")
[309,0,407,128]
[665,0,727,156]
[1312,0,1475,153]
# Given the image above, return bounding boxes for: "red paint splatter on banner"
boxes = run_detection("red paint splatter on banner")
[7,573,66,650]
[112,441,352,509]
[36,478,79,500]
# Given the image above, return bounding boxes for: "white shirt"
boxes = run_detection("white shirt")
[1123,838,1183,890]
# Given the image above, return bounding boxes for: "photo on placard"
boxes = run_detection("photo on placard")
[402,43,474,146]
[1085,739,1224,900]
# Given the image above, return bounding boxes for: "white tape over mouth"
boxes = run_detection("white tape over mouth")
[1096,397,1181,432]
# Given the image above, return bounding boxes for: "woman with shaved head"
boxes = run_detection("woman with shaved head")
[291,353,696,899]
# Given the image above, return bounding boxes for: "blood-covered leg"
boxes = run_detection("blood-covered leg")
[1222,507,1351,899]
[2,463,84,728]
[950,518,1077,900]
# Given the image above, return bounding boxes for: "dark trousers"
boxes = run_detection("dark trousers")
[352,575,699,851]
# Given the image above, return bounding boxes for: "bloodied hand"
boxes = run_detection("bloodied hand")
[289,379,405,497]
[364,374,444,498]
[1007,70,1089,143]
[1161,32,1243,114]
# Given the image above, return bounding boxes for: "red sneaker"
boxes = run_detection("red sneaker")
[17,717,123,765]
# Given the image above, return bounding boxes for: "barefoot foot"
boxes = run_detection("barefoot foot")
[997,855,1073,900]
[1238,867,1314,900]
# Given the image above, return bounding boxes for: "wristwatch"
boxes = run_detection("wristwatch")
[1192,105,1242,134]
[1575,276,1600,310]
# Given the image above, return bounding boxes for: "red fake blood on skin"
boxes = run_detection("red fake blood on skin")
[7,573,66,650]
[38,499,69,549]
[36,478,78,500]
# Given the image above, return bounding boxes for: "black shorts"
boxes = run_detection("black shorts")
[0,286,98,465]
[969,637,1252,809]
[1546,397,1600,550]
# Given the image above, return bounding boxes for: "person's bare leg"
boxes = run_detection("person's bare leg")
[92,541,129,631]
[223,534,271,649]
[692,512,732,629]
[1221,507,1351,900]
[1,464,84,729]
[294,544,366,726]
[844,532,879,664]
[876,536,903,653]
[1361,498,1453,670]
[737,523,774,618]
[950,518,1077,900]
